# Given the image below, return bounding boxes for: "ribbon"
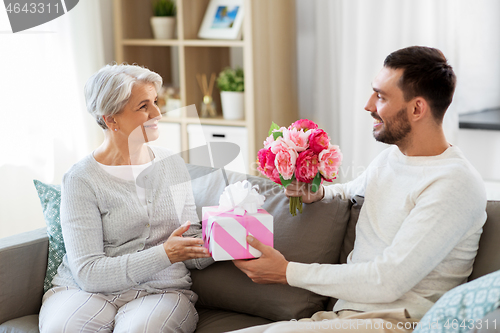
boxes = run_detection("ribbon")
[218,180,265,216]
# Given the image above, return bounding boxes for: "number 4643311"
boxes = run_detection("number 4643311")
[6,3,60,14]
[444,318,496,330]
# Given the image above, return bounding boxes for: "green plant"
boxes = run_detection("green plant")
[217,67,244,92]
[152,0,176,17]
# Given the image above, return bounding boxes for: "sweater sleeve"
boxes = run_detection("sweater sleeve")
[60,172,172,293]
[181,176,215,270]
[287,172,487,303]
[323,169,367,201]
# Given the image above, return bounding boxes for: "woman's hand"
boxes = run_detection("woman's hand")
[163,221,211,263]
[284,180,325,204]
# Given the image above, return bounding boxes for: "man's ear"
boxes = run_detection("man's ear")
[410,97,429,122]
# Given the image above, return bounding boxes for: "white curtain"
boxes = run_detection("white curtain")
[0,1,112,237]
[296,0,500,182]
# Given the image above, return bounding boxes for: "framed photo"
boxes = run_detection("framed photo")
[198,0,244,40]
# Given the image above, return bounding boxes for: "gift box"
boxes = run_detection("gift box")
[202,180,273,261]
[202,207,274,261]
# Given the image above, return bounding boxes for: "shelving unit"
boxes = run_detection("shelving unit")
[113,0,298,174]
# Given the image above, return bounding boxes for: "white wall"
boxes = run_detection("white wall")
[0,0,113,239]
[295,0,500,199]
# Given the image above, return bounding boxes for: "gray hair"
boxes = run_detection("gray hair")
[84,64,163,129]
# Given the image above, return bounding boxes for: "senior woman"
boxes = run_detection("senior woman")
[38,64,213,332]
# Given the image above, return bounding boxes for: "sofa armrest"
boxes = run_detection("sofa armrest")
[471,307,500,332]
[0,228,48,324]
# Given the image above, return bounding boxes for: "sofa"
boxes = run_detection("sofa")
[1,164,500,333]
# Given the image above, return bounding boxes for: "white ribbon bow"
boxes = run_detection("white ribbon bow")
[218,180,265,216]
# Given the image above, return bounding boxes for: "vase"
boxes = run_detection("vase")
[150,17,176,39]
[220,91,245,120]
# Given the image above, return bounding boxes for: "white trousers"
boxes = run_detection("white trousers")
[230,308,419,333]
[39,286,198,333]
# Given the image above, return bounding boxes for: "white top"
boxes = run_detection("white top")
[97,159,154,210]
[286,145,487,319]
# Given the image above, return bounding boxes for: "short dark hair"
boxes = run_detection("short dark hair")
[384,46,456,123]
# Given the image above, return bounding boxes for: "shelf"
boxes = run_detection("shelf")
[159,116,246,127]
[122,39,244,47]
[459,108,500,131]
[188,117,246,126]
[182,40,245,47]
[123,39,180,46]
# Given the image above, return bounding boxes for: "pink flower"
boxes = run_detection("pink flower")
[274,146,298,180]
[257,148,282,184]
[318,145,343,181]
[269,167,281,184]
[295,150,319,183]
[283,128,310,152]
[263,135,274,149]
[289,119,319,132]
[309,129,330,153]
[270,136,288,155]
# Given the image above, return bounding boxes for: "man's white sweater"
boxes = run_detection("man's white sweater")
[286,145,487,319]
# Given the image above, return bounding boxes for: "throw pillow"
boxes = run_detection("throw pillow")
[33,180,65,293]
[413,269,500,333]
[187,165,352,321]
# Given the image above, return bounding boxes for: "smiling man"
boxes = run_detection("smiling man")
[232,46,487,332]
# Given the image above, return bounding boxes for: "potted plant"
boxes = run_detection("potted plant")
[217,67,244,120]
[150,0,176,40]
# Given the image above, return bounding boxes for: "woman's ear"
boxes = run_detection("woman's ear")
[102,115,117,130]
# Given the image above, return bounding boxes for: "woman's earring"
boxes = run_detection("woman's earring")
[114,128,118,131]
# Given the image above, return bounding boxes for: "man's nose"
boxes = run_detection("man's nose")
[364,94,376,112]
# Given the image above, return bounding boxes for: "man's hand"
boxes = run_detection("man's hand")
[284,179,324,204]
[233,236,289,284]
[163,221,211,263]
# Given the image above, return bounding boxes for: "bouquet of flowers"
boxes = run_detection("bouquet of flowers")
[257,119,342,216]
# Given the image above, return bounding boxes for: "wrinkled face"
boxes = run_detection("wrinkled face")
[365,67,412,145]
[114,82,162,144]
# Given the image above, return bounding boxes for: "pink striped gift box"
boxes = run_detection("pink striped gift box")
[202,206,274,261]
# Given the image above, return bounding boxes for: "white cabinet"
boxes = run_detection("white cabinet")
[187,124,248,174]
[151,122,182,153]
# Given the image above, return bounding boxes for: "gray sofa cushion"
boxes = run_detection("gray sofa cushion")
[195,308,273,333]
[469,201,500,281]
[187,165,352,321]
[0,315,39,333]
[339,195,364,264]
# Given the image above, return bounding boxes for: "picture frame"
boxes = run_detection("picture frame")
[198,0,244,40]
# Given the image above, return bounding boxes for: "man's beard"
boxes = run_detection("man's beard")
[372,107,412,145]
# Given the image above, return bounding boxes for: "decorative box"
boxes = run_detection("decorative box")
[202,181,273,261]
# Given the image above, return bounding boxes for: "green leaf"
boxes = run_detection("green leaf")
[268,121,280,137]
[311,172,322,193]
[280,174,294,188]
[273,131,283,140]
